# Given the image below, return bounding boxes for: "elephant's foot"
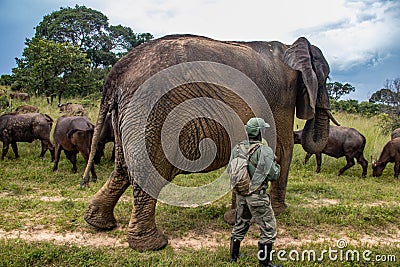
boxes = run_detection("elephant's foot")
[223,208,236,225]
[84,170,130,230]
[84,202,117,230]
[127,229,168,251]
[272,202,287,216]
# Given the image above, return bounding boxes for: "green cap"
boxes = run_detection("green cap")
[245,117,270,137]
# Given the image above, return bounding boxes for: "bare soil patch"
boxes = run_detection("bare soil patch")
[1,225,399,250]
[0,228,129,248]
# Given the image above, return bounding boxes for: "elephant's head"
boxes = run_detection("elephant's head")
[283,37,337,154]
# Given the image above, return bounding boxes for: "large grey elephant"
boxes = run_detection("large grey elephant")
[82,34,336,251]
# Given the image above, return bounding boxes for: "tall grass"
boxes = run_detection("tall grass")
[0,91,399,266]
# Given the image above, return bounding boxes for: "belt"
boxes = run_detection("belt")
[256,188,267,194]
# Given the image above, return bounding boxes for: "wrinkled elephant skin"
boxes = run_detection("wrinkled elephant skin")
[82,34,332,251]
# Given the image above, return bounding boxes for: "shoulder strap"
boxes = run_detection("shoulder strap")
[248,143,261,168]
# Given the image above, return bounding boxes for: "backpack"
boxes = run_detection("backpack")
[228,143,261,196]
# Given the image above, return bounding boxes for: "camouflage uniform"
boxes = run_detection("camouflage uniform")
[228,117,282,266]
[229,140,280,243]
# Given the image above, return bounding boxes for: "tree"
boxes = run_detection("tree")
[12,38,91,103]
[369,78,400,132]
[11,5,153,102]
[369,79,400,107]
[108,25,153,58]
[0,74,15,86]
[327,81,355,101]
[35,5,153,68]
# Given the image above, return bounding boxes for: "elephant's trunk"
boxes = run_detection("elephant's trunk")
[301,107,330,154]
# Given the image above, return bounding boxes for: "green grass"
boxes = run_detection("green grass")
[0,239,398,266]
[0,92,399,266]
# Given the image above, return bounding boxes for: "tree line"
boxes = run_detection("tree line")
[327,79,400,133]
[1,5,152,103]
[0,5,398,131]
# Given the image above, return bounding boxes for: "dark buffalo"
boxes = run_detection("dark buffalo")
[15,105,39,114]
[93,114,115,164]
[294,125,368,177]
[391,128,400,140]
[0,112,54,160]
[58,103,85,116]
[53,116,97,181]
[372,138,400,178]
[10,92,30,101]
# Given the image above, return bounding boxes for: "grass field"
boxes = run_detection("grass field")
[0,88,399,266]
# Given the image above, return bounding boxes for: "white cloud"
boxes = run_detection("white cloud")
[304,1,400,71]
[97,0,349,40]
[91,0,399,73]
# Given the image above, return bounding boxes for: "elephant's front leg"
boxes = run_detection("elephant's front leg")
[127,182,168,251]
[223,190,237,225]
[270,140,293,215]
[84,169,130,230]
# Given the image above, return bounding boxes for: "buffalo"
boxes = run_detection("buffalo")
[53,116,97,181]
[294,125,368,177]
[58,103,85,116]
[10,92,30,101]
[0,112,54,160]
[372,138,400,178]
[15,105,39,114]
[93,113,115,164]
[391,128,400,140]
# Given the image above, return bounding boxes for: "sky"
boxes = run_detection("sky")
[0,0,399,101]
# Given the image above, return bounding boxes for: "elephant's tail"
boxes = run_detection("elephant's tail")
[81,80,115,187]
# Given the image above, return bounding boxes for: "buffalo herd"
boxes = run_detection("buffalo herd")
[0,100,399,179]
[0,101,115,179]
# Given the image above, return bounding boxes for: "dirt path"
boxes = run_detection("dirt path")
[1,193,398,250]
[1,226,399,250]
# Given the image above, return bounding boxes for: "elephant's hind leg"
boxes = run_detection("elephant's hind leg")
[84,169,130,230]
[127,182,168,251]
[85,123,130,230]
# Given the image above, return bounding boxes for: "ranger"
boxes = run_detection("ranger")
[228,117,282,267]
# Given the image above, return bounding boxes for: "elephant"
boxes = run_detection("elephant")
[81,34,336,251]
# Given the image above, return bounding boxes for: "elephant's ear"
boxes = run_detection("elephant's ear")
[283,37,318,120]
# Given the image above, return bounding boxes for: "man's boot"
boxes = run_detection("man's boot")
[258,242,282,267]
[229,237,241,263]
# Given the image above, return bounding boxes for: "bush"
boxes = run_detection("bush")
[330,99,379,117]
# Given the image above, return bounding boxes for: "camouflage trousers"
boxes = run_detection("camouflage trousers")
[231,189,277,244]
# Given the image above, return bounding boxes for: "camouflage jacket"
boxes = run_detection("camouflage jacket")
[228,140,280,193]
